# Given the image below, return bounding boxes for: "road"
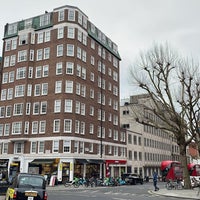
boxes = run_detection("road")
[47,182,180,200]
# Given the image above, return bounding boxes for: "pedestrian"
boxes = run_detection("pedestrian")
[153,171,159,191]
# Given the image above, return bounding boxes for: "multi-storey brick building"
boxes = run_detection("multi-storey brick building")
[120,94,180,178]
[0,5,127,182]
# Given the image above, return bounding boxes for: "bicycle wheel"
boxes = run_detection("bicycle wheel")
[166,182,172,190]
[73,182,80,188]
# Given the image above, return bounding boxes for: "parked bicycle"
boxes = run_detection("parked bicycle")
[166,179,183,190]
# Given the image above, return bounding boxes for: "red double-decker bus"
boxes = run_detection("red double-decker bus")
[188,163,200,176]
[161,160,183,181]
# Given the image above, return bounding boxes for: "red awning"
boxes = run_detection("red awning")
[106,160,126,165]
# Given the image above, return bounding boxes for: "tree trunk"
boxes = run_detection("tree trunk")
[179,144,191,189]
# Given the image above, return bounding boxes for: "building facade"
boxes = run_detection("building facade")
[0,5,127,182]
[120,94,180,178]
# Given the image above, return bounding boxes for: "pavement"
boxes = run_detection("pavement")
[0,184,200,200]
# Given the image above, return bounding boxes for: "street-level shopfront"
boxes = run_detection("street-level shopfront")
[0,157,127,183]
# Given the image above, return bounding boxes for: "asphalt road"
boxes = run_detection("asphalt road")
[47,182,181,200]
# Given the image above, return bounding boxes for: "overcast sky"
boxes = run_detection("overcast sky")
[1,0,200,99]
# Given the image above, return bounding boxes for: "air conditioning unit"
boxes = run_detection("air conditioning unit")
[85,148,89,152]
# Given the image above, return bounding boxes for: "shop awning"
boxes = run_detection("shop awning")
[31,159,55,164]
[75,159,104,164]
[86,159,104,164]
[106,160,127,165]
[76,159,88,164]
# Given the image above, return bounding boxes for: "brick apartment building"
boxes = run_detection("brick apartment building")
[0,5,127,182]
[120,94,180,178]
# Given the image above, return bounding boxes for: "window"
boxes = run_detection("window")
[26,103,31,115]
[89,124,94,134]
[40,101,47,114]
[24,121,29,134]
[82,50,86,62]
[15,85,25,97]
[91,56,95,66]
[66,62,74,74]
[114,146,118,156]
[54,100,61,113]
[16,67,26,80]
[90,89,94,98]
[80,103,85,115]
[63,140,70,153]
[6,106,12,117]
[65,80,73,93]
[53,140,59,153]
[43,47,50,59]
[75,120,80,134]
[77,47,81,59]
[55,81,62,93]
[81,68,86,80]
[4,56,9,67]
[0,107,5,118]
[64,119,72,133]
[34,84,40,96]
[5,40,11,51]
[88,143,93,153]
[37,32,43,44]
[19,34,28,45]
[12,122,22,134]
[32,121,38,134]
[76,83,80,95]
[4,124,10,136]
[33,102,40,115]
[53,119,60,133]
[68,9,75,21]
[14,142,24,154]
[90,106,94,116]
[9,71,14,83]
[31,142,37,153]
[75,101,80,114]
[57,27,64,39]
[58,10,65,21]
[11,38,17,50]
[38,141,44,153]
[74,141,79,153]
[8,23,17,35]
[43,65,49,77]
[13,103,23,115]
[2,72,8,84]
[80,141,84,153]
[0,124,3,136]
[80,122,85,135]
[36,66,42,78]
[67,27,75,38]
[81,85,86,97]
[1,89,6,101]
[57,44,63,57]
[29,50,34,61]
[56,62,63,75]
[3,143,8,154]
[78,30,82,42]
[65,99,72,113]
[42,83,48,95]
[44,30,51,42]
[40,14,50,26]
[67,44,74,56]
[36,49,43,61]
[10,55,16,66]
[18,50,27,62]
[28,67,33,78]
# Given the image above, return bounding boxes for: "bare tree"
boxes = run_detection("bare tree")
[130,43,200,189]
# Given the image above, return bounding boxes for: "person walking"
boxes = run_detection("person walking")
[153,171,159,191]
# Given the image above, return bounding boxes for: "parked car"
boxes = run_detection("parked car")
[121,173,143,185]
[5,173,47,200]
